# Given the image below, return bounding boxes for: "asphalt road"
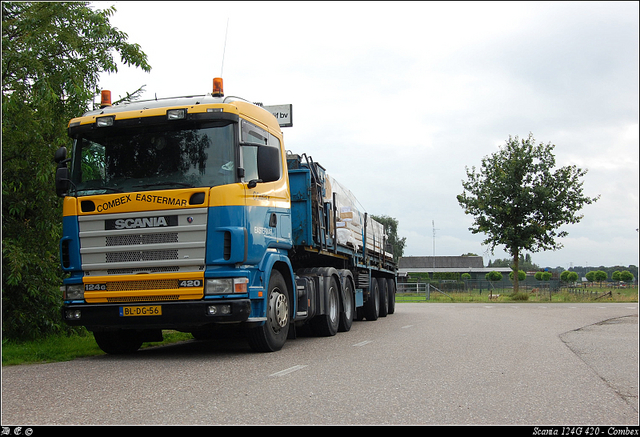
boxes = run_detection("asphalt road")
[2,303,638,426]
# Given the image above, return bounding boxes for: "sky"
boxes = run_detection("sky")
[92,1,639,269]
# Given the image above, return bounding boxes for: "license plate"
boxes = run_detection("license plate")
[119,305,162,317]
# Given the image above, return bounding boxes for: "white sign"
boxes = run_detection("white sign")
[264,104,293,127]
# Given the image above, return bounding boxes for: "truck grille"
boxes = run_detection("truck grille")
[106,279,180,292]
[106,233,179,246]
[78,208,207,276]
[106,295,180,303]
[106,249,179,263]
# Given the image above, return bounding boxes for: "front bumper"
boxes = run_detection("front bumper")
[62,299,252,330]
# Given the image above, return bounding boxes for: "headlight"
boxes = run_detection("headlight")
[205,278,232,295]
[64,284,85,300]
[205,278,248,295]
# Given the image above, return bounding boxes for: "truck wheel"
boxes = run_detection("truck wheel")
[378,277,389,317]
[311,276,340,336]
[387,278,396,314]
[247,270,290,352]
[338,277,355,332]
[93,330,143,354]
[363,278,379,321]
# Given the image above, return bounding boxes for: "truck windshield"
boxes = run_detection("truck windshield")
[69,123,235,195]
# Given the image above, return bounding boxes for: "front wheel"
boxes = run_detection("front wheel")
[246,270,290,352]
[93,330,143,355]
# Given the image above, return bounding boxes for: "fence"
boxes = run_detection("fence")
[396,279,561,301]
[396,279,635,301]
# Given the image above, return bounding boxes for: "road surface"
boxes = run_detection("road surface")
[2,303,638,425]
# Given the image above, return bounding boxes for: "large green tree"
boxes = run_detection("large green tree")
[457,133,599,294]
[2,2,150,340]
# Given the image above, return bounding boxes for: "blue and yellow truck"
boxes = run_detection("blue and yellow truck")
[55,78,397,353]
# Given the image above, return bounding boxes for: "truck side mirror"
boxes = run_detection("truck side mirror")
[257,146,281,183]
[54,146,67,164]
[54,146,70,197]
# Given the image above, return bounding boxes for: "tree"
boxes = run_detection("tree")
[619,270,634,283]
[457,133,599,294]
[534,271,552,281]
[485,271,503,282]
[371,215,406,263]
[510,270,526,282]
[585,270,607,287]
[612,271,622,282]
[560,270,579,283]
[594,270,608,285]
[2,2,151,340]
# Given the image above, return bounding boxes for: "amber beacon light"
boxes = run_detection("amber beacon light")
[100,90,112,108]
[212,77,224,97]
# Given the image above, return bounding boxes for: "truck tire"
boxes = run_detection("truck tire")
[378,277,388,317]
[93,330,143,354]
[310,275,340,336]
[387,278,396,314]
[355,307,364,321]
[338,276,355,332]
[363,278,379,321]
[246,270,290,352]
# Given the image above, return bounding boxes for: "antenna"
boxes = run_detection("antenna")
[432,220,439,257]
[220,18,230,77]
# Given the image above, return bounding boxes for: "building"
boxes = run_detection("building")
[398,256,512,281]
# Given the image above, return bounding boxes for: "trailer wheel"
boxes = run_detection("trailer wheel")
[338,276,355,332]
[247,270,290,352]
[94,330,143,355]
[363,278,379,321]
[387,278,396,314]
[310,275,340,336]
[378,277,389,317]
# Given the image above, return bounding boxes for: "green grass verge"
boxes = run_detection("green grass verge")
[2,330,193,367]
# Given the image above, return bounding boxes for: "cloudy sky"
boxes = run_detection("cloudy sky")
[93,1,638,269]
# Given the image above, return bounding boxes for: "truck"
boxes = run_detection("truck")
[54,77,397,353]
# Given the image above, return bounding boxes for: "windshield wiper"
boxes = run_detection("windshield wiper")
[133,182,195,189]
[76,186,124,194]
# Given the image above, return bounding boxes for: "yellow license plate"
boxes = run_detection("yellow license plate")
[119,305,162,317]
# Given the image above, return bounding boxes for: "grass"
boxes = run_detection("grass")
[3,287,636,366]
[2,330,193,367]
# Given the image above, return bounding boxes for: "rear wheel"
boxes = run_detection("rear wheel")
[387,278,396,314]
[378,277,389,317]
[363,278,379,321]
[338,276,355,332]
[311,276,340,336]
[247,270,290,352]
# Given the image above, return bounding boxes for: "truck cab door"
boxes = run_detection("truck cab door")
[240,130,292,264]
